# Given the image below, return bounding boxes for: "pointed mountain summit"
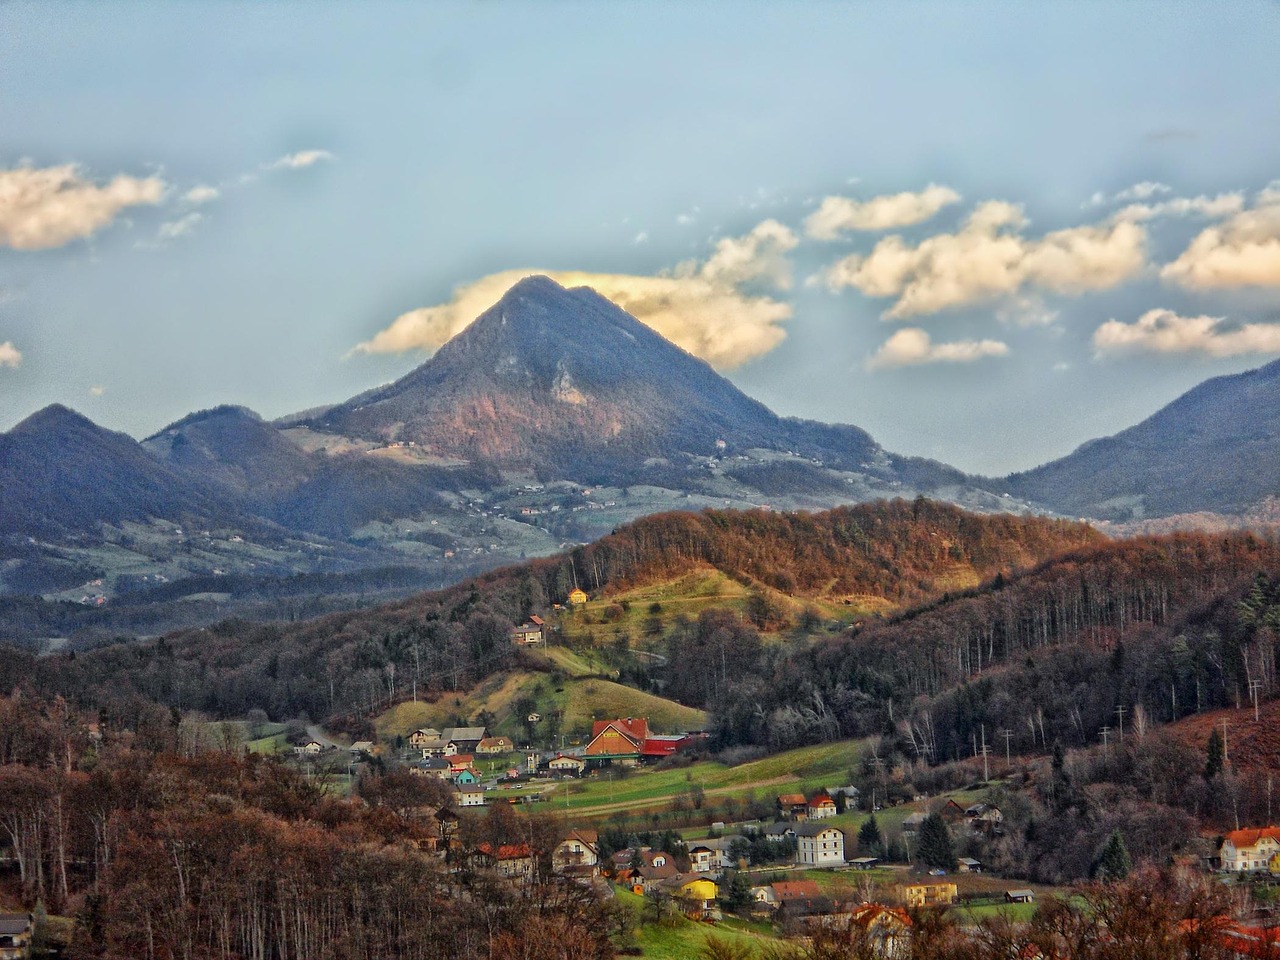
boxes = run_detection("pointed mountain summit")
[1007,356,1280,519]
[307,275,889,478]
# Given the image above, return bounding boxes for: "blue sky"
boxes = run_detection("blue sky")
[1,2,1278,473]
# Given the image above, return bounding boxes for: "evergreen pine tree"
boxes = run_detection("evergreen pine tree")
[916,812,955,870]
[1205,728,1225,781]
[857,813,883,854]
[1096,830,1132,880]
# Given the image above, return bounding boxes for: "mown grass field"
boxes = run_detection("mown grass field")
[552,739,866,817]
[613,888,773,958]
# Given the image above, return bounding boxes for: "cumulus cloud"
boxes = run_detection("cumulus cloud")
[822,201,1147,318]
[0,163,166,250]
[157,212,204,241]
[1161,190,1280,288]
[1114,181,1172,203]
[996,294,1059,328]
[1093,308,1280,358]
[269,150,334,171]
[1113,192,1244,223]
[352,221,799,370]
[89,385,106,397]
[632,231,649,245]
[866,328,1009,370]
[0,341,21,368]
[804,184,961,240]
[182,185,220,205]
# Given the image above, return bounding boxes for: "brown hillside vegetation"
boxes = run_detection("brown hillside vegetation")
[1169,699,1280,773]
[565,498,1101,602]
[1,500,1096,727]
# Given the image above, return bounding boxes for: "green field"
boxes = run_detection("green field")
[614,888,773,959]
[552,738,866,817]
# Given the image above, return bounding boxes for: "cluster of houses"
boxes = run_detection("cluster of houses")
[407,726,517,805]
[902,800,1004,836]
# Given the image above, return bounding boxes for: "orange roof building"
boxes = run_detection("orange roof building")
[1221,826,1280,872]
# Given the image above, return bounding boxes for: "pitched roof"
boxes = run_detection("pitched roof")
[1226,826,1280,848]
[778,793,807,806]
[590,717,649,742]
[477,842,531,860]
[772,880,822,901]
[529,615,545,625]
[442,726,486,741]
[794,822,845,838]
[851,903,911,929]
[0,914,32,936]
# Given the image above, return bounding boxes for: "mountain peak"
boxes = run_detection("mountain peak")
[10,403,101,437]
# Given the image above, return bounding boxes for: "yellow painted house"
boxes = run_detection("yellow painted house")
[902,882,957,908]
[568,588,588,606]
[661,876,720,919]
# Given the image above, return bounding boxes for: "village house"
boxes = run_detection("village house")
[417,738,454,758]
[409,728,443,749]
[511,616,546,647]
[687,837,737,874]
[295,740,324,756]
[476,843,534,880]
[440,727,487,752]
[1220,826,1280,872]
[770,880,832,917]
[0,914,33,960]
[477,736,514,755]
[454,784,486,808]
[553,829,600,877]
[567,588,588,606]
[902,812,927,833]
[965,803,1003,834]
[795,822,846,867]
[453,768,480,786]
[658,874,720,920]
[777,793,809,821]
[411,757,452,779]
[548,753,586,776]
[849,903,912,959]
[902,882,957,908]
[807,790,838,820]
[761,822,798,843]
[940,799,967,823]
[957,857,983,873]
[349,740,375,755]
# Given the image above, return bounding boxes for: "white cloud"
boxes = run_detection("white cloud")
[0,163,166,250]
[182,185,220,205]
[352,221,799,370]
[866,328,1009,370]
[89,385,106,397]
[1114,181,1172,203]
[632,231,649,245]
[1161,191,1280,288]
[0,341,21,368]
[269,150,334,171]
[822,201,1147,318]
[1093,308,1280,358]
[676,213,696,225]
[1113,192,1244,223]
[996,294,1059,328]
[157,212,204,241]
[804,184,961,240]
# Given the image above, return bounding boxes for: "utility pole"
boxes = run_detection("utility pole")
[1100,726,1111,757]
[980,725,990,782]
[1001,729,1014,768]
[1115,705,1127,742]
[1249,680,1264,723]
[1222,719,1230,768]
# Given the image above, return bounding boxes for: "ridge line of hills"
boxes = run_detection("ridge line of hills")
[2,275,1277,631]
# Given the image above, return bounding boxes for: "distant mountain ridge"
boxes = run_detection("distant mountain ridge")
[1006,356,1280,520]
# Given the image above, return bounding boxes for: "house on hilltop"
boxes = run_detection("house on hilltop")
[512,616,546,646]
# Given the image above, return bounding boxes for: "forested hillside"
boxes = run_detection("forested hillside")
[0,500,1097,728]
[707,533,1280,756]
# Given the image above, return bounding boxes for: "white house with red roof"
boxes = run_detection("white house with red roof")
[1221,826,1280,872]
